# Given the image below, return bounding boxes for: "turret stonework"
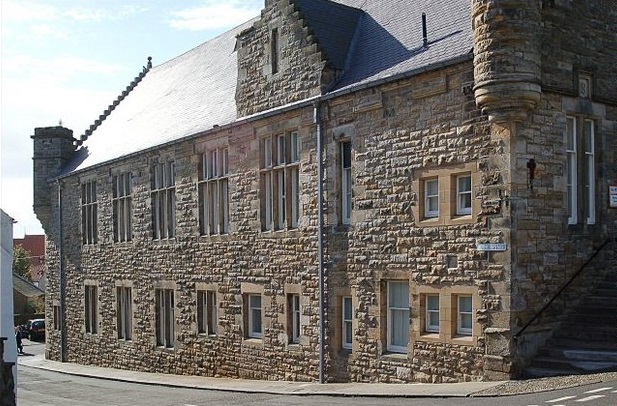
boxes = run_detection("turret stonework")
[31,126,75,231]
[472,0,542,122]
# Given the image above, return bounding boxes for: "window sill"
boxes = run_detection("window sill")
[243,337,263,348]
[286,343,302,351]
[451,335,474,345]
[417,332,441,342]
[197,333,217,339]
[381,351,408,360]
[260,229,301,238]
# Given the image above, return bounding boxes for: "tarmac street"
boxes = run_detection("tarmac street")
[15,338,617,406]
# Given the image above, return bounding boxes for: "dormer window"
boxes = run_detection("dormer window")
[271,27,279,75]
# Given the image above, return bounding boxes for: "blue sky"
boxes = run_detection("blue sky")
[0,0,263,237]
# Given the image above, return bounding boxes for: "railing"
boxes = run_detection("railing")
[513,238,613,341]
[0,337,16,406]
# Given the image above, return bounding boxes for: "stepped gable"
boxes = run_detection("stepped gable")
[75,57,153,147]
[295,0,364,71]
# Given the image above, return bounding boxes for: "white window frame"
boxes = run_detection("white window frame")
[424,179,439,218]
[156,288,175,348]
[342,296,353,350]
[583,119,595,225]
[197,290,217,336]
[566,117,578,225]
[457,295,473,336]
[198,148,230,235]
[117,286,132,340]
[456,174,472,216]
[387,281,409,353]
[151,162,176,239]
[247,294,262,339]
[341,141,352,225]
[81,181,98,245]
[289,294,300,344]
[261,132,300,231]
[112,172,132,243]
[85,284,98,334]
[425,294,440,333]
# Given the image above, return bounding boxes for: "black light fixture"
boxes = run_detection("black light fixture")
[526,158,537,189]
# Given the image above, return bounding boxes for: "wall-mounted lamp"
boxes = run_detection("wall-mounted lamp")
[526,158,536,189]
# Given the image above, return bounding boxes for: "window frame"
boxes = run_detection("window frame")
[288,294,300,344]
[341,141,352,225]
[151,161,176,240]
[155,288,175,348]
[260,132,300,231]
[197,289,217,336]
[455,174,472,216]
[198,148,230,236]
[84,284,98,334]
[424,178,439,219]
[112,172,132,243]
[566,116,578,225]
[386,281,410,353]
[247,294,262,339]
[342,296,353,350]
[583,119,595,225]
[81,180,98,245]
[425,294,440,333]
[456,295,473,336]
[116,286,132,340]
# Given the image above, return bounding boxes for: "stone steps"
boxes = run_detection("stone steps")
[522,269,617,379]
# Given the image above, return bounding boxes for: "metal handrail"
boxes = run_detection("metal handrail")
[513,238,613,340]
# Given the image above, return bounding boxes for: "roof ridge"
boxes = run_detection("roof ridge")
[75,57,153,147]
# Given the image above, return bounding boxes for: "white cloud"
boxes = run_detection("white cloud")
[168,0,260,31]
[1,0,60,22]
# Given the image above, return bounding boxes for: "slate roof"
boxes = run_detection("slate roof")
[296,0,364,70]
[13,273,44,298]
[66,0,473,175]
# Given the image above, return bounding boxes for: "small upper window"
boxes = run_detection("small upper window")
[424,179,439,218]
[456,174,472,216]
[271,28,279,75]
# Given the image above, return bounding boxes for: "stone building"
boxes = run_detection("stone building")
[32,0,616,383]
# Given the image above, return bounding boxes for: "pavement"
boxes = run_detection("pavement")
[17,348,617,398]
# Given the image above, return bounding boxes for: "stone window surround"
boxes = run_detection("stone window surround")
[241,282,265,347]
[415,162,480,227]
[195,282,218,338]
[411,285,480,346]
[115,281,133,341]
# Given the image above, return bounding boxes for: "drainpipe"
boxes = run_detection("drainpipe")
[57,180,66,362]
[314,100,325,384]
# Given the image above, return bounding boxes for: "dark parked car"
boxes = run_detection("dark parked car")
[23,319,45,341]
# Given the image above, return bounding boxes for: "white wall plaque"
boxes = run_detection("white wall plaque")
[476,243,507,251]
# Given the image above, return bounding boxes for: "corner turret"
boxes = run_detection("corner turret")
[472,0,542,122]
